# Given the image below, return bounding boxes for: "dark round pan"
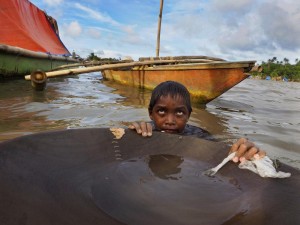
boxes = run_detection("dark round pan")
[0,128,299,225]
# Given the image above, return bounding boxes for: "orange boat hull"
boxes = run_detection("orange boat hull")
[102,62,254,104]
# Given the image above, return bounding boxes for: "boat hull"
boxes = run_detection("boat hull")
[0,44,78,79]
[102,61,254,104]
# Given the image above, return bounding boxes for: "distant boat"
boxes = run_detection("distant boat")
[0,0,77,79]
[102,0,256,104]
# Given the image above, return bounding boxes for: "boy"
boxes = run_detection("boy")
[129,80,265,163]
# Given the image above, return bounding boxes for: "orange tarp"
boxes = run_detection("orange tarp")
[0,0,70,55]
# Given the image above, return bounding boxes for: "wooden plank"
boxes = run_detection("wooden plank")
[139,56,226,61]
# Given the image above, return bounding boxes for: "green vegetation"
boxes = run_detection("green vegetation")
[86,53,120,62]
[251,57,300,82]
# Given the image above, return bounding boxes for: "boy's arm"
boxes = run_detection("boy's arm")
[128,122,153,137]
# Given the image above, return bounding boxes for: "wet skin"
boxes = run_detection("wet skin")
[149,95,190,134]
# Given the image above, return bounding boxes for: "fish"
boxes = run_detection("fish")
[0,128,299,225]
[204,152,291,178]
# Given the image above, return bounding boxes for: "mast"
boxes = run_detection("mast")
[156,0,164,57]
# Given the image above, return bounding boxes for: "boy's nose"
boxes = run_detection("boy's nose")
[165,114,176,124]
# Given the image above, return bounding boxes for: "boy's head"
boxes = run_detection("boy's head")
[148,81,192,114]
[148,81,192,133]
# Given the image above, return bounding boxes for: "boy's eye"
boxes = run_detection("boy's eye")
[158,109,165,115]
[176,111,184,116]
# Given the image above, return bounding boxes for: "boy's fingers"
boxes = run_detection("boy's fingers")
[230,140,255,163]
[229,138,248,153]
[254,150,266,159]
[242,147,259,161]
[129,122,142,134]
[146,123,153,136]
[229,138,267,163]
[235,141,255,157]
[140,122,148,136]
[128,122,153,137]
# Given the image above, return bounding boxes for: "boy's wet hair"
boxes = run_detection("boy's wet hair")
[148,81,192,114]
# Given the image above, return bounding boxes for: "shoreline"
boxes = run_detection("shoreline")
[249,75,295,82]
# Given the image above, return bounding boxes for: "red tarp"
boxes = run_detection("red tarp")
[0,0,70,55]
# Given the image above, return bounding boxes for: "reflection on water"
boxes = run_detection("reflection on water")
[148,154,184,180]
[102,80,152,107]
[0,73,299,168]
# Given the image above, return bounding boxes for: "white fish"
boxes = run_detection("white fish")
[204,152,291,178]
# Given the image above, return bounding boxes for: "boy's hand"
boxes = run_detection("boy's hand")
[128,122,153,137]
[229,138,266,163]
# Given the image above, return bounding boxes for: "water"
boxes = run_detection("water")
[0,73,299,169]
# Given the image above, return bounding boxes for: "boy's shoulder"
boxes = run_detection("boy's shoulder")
[182,124,215,141]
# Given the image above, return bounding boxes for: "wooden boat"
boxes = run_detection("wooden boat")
[0,0,77,79]
[102,56,256,104]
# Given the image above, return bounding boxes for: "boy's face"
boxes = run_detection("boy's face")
[149,94,190,133]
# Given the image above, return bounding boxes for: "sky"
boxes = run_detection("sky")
[30,0,300,64]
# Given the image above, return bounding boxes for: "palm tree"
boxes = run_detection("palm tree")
[271,57,277,63]
[283,58,289,65]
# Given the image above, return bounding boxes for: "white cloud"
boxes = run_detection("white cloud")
[258,1,300,50]
[43,0,64,7]
[211,0,254,12]
[34,0,300,63]
[99,50,122,59]
[121,25,136,34]
[64,21,82,37]
[87,28,102,39]
[74,3,120,26]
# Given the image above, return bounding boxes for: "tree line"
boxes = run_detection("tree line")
[85,53,120,62]
[251,57,300,82]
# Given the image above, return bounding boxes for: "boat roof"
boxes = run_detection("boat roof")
[0,0,70,56]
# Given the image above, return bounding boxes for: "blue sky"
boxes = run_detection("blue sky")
[31,0,300,63]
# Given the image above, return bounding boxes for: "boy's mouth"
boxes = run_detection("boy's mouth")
[162,129,178,134]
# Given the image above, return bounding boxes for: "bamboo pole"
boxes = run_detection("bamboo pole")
[23,59,210,80]
[53,59,134,71]
[156,0,164,57]
[30,70,47,91]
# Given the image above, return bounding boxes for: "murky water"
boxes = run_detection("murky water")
[0,72,299,169]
